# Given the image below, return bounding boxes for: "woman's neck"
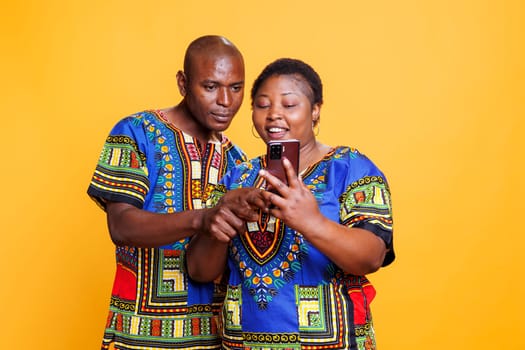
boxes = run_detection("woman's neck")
[298,139,331,173]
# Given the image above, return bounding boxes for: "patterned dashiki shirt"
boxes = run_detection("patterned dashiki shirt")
[87,110,246,350]
[208,146,395,350]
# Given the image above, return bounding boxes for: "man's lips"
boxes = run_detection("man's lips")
[211,112,233,122]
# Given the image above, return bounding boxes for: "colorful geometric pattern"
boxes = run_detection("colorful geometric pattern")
[102,308,219,349]
[88,110,246,349]
[215,146,393,350]
[137,246,190,315]
[89,135,149,209]
[340,175,393,233]
[222,283,376,349]
[235,220,307,309]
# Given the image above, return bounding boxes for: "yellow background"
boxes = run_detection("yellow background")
[1,1,523,348]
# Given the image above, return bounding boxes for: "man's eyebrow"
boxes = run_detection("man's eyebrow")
[200,79,244,86]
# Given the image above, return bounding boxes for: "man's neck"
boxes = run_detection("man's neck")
[164,104,219,145]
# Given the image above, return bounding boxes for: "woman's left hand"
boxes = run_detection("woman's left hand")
[259,157,388,275]
[259,157,324,234]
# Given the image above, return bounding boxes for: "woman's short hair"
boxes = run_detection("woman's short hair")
[251,58,323,106]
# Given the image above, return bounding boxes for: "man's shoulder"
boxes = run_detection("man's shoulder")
[121,109,159,123]
[108,109,164,133]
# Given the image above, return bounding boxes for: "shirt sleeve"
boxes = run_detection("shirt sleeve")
[338,152,395,266]
[87,116,150,211]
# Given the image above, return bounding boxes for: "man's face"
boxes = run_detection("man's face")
[181,54,245,133]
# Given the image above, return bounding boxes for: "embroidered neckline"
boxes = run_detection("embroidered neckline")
[155,109,223,145]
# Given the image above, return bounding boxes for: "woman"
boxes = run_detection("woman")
[187,58,395,350]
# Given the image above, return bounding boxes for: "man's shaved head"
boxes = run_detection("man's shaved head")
[183,35,243,77]
[174,35,245,139]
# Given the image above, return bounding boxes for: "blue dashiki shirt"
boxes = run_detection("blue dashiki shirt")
[208,146,395,350]
[87,110,246,350]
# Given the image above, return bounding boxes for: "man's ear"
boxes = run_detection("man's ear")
[176,70,187,96]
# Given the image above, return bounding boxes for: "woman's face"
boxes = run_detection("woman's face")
[252,74,320,146]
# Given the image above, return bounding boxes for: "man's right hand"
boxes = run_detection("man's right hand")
[201,188,269,243]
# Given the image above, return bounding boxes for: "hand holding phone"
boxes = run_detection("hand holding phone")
[265,139,300,193]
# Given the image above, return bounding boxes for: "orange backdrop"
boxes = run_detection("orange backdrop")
[1,1,524,349]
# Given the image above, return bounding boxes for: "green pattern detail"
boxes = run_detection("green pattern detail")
[183,318,192,337]
[355,321,377,350]
[161,319,172,337]
[206,184,227,208]
[139,318,151,336]
[308,313,322,327]
[201,316,211,334]
[297,286,319,299]
[123,315,131,333]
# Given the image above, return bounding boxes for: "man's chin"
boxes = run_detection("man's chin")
[211,121,232,132]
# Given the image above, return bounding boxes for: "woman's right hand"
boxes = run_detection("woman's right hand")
[258,157,324,235]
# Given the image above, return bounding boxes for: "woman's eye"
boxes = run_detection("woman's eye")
[284,104,297,108]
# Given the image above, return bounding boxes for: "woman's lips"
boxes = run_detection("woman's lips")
[267,127,288,139]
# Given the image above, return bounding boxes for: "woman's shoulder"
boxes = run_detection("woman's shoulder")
[220,155,265,188]
[219,135,247,163]
[236,155,265,172]
[330,146,369,163]
[327,146,385,178]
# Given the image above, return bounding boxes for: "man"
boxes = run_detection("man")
[87,35,260,350]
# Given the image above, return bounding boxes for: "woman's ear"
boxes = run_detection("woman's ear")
[176,70,187,96]
[312,103,321,125]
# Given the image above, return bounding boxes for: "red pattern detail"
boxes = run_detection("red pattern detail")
[112,263,137,300]
[348,215,393,225]
[106,311,114,328]
[163,249,181,257]
[151,319,161,336]
[191,317,200,335]
[211,315,217,335]
[130,152,139,168]
[348,284,376,325]
[243,216,282,264]
[186,144,200,160]
[247,230,277,259]
[211,150,221,168]
[116,313,123,331]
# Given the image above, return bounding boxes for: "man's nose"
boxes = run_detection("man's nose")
[217,87,232,107]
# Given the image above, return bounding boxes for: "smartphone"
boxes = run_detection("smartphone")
[266,139,300,191]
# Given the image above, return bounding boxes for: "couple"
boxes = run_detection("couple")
[87,35,395,350]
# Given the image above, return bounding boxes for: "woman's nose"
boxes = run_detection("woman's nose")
[267,106,283,119]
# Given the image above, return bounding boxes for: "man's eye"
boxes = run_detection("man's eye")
[231,85,243,92]
[204,85,217,91]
